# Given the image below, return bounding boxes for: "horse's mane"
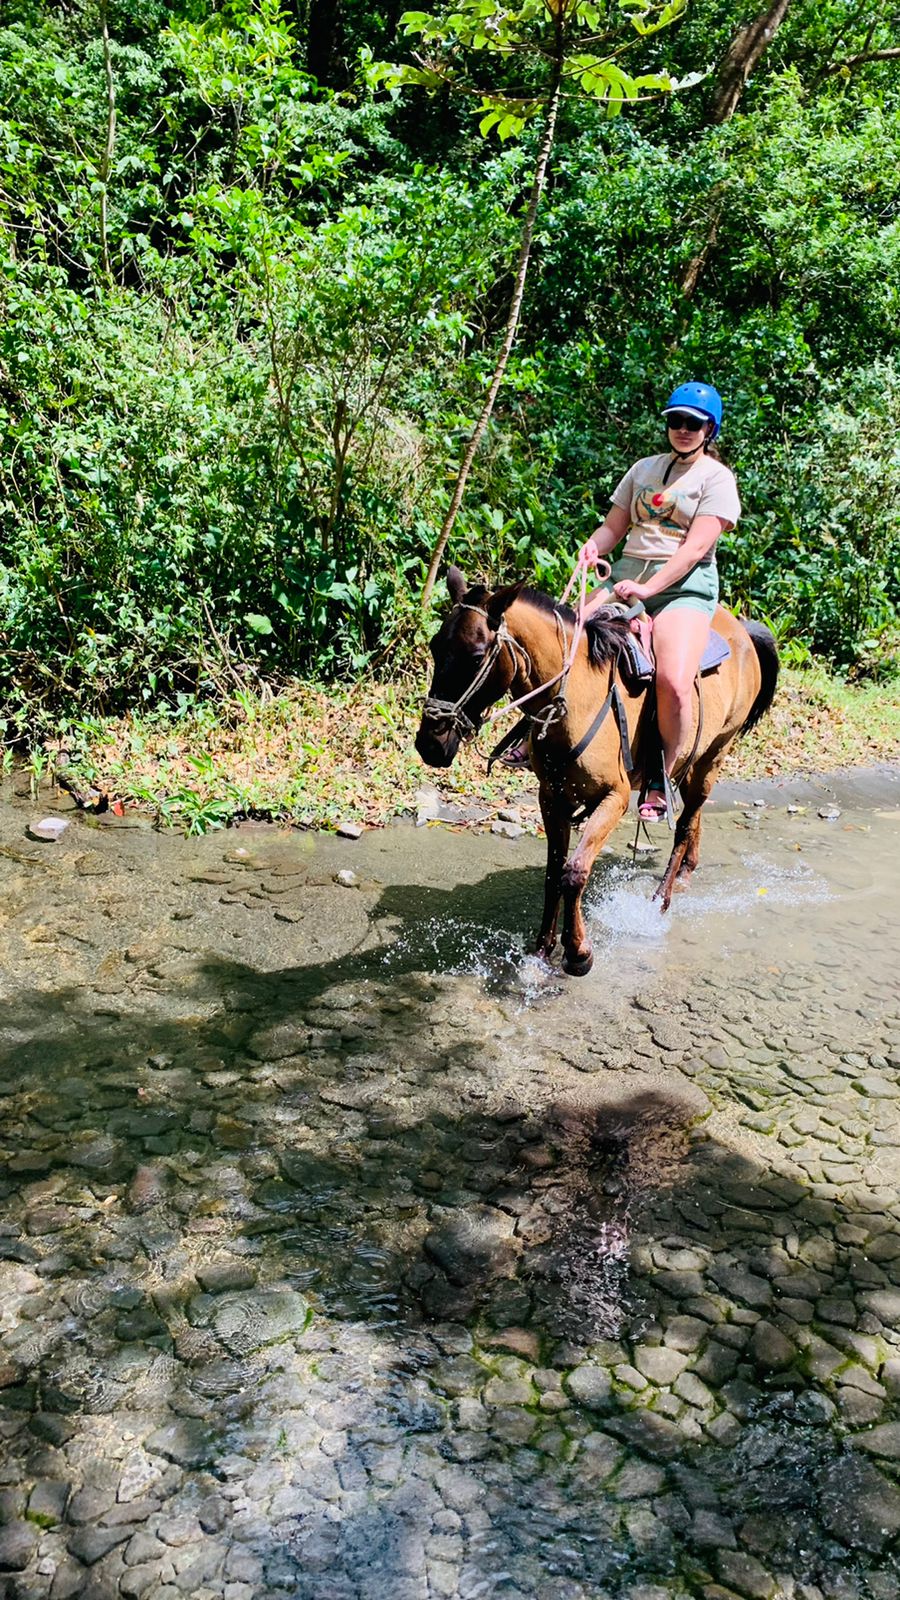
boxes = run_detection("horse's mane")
[517,587,629,669]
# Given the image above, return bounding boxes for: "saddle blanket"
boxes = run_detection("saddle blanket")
[621,628,730,684]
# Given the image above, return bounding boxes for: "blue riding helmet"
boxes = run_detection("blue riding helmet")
[662,382,723,439]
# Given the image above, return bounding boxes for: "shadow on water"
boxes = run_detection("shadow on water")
[0,828,899,1597]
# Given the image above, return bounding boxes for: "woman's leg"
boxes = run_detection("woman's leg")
[648,605,712,782]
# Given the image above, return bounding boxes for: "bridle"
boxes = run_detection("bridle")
[420,603,532,742]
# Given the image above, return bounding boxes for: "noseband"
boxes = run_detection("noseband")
[421,604,531,741]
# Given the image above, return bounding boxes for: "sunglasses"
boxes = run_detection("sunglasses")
[666,412,707,432]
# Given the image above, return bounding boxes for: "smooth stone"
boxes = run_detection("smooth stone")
[67,1522,137,1565]
[856,1423,900,1459]
[716,1550,776,1599]
[335,822,363,839]
[483,1377,533,1406]
[491,821,525,839]
[27,817,69,842]
[691,1509,738,1549]
[211,1289,309,1355]
[0,1521,36,1571]
[710,1265,773,1310]
[424,1209,518,1286]
[633,1345,689,1385]
[566,1365,613,1410]
[195,1260,257,1294]
[749,1320,797,1371]
[145,1421,218,1469]
[607,1412,685,1461]
[482,1327,541,1362]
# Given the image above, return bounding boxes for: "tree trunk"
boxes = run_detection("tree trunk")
[420,52,563,608]
[677,0,792,302]
[707,0,792,125]
[99,2,116,282]
[306,0,343,87]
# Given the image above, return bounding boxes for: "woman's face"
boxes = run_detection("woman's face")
[666,413,710,453]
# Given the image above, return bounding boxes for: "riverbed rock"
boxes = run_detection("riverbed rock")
[0,1521,37,1571]
[210,1288,310,1354]
[424,1208,518,1285]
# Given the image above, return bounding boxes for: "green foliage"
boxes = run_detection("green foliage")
[1,0,899,742]
[368,0,686,138]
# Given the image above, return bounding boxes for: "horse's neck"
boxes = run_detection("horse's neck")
[506,599,566,696]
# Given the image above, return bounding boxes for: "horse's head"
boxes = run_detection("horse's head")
[415,565,525,768]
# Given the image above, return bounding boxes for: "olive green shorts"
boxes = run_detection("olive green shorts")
[611,556,719,618]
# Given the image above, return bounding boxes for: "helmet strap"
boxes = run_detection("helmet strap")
[663,441,706,483]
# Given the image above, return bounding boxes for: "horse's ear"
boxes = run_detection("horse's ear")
[487,579,526,625]
[446,565,468,605]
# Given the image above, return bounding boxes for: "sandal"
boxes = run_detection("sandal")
[638,790,667,822]
[498,741,532,770]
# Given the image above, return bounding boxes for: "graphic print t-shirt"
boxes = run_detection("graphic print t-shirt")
[611,453,741,564]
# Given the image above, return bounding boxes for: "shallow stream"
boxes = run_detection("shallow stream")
[2,767,900,1599]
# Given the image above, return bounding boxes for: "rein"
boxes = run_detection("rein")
[487,551,611,731]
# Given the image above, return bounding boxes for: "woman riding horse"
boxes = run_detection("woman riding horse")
[416,383,778,975]
[587,382,739,821]
[504,382,738,822]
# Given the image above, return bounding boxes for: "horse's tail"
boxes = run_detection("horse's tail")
[739,619,779,734]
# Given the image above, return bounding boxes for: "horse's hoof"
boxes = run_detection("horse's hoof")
[653,880,674,911]
[563,949,594,977]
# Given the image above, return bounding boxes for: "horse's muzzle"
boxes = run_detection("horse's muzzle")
[415,726,459,768]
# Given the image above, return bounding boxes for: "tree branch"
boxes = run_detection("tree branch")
[421,44,563,607]
[820,46,900,77]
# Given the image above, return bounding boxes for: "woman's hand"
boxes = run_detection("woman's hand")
[613,579,650,604]
[579,536,601,566]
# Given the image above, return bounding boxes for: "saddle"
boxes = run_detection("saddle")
[599,603,732,685]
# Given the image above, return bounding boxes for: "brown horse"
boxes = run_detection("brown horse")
[415,565,778,976]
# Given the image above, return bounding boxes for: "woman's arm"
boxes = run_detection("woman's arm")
[614,514,726,601]
[582,502,630,562]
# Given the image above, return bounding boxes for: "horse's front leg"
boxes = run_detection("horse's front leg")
[560,788,629,976]
[656,751,724,911]
[535,785,571,960]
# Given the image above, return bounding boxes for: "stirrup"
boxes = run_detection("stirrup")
[637,771,677,830]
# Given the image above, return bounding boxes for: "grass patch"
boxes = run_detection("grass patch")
[47,665,900,833]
